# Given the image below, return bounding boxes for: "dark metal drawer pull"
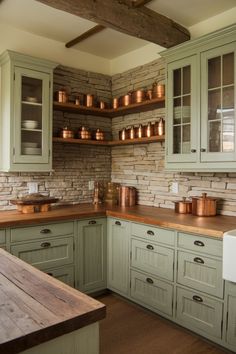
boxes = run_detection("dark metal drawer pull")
[40,228,51,234]
[146,277,154,284]
[46,272,53,276]
[115,221,121,226]
[146,244,154,250]
[194,257,204,264]
[193,295,203,303]
[89,220,96,225]
[40,242,51,248]
[194,240,205,247]
[191,149,196,153]
[147,230,154,236]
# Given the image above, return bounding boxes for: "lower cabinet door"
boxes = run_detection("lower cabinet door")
[225,281,236,347]
[176,287,223,339]
[131,238,174,281]
[177,250,223,298]
[45,266,75,287]
[10,236,74,271]
[131,270,173,317]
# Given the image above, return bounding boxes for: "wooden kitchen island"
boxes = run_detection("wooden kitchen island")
[0,248,106,354]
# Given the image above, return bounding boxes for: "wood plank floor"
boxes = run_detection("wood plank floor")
[98,293,232,354]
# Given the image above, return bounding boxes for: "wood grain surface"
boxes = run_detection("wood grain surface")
[0,249,106,354]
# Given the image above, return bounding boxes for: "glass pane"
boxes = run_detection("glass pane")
[183,96,191,123]
[173,125,181,154]
[183,124,191,153]
[208,89,221,120]
[183,65,190,95]
[223,86,234,110]
[173,97,181,125]
[21,76,43,156]
[174,69,181,97]
[223,52,234,86]
[209,120,221,152]
[223,118,234,152]
[208,56,221,89]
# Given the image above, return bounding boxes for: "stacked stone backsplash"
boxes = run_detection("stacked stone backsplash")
[1,60,236,216]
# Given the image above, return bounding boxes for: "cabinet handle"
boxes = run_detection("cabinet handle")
[194,257,204,264]
[89,220,96,224]
[191,149,196,153]
[40,228,51,234]
[147,230,154,236]
[146,244,154,250]
[115,221,121,226]
[46,272,53,276]
[194,240,205,247]
[40,241,51,248]
[200,148,206,152]
[146,277,154,284]
[193,295,203,303]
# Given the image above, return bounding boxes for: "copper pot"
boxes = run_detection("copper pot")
[135,124,144,138]
[132,89,145,104]
[119,186,136,207]
[120,93,131,107]
[99,101,106,109]
[95,129,104,140]
[144,122,154,138]
[192,193,218,216]
[175,197,192,214]
[78,126,91,140]
[113,98,119,109]
[119,128,126,141]
[152,82,165,98]
[60,127,74,139]
[55,90,68,103]
[83,94,94,107]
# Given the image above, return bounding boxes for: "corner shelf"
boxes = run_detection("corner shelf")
[53,135,165,146]
[53,97,165,118]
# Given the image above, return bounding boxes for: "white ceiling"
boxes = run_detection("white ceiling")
[0,0,235,59]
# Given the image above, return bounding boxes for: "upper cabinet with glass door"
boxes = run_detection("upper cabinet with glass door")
[0,50,57,172]
[162,24,236,172]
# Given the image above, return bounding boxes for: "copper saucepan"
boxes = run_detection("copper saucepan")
[174,197,192,214]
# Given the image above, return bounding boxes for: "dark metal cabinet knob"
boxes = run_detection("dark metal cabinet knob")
[40,241,51,248]
[193,295,203,303]
[146,244,154,250]
[194,240,205,247]
[200,148,206,152]
[40,228,51,234]
[147,230,154,236]
[115,221,121,226]
[89,220,96,225]
[191,149,196,153]
[146,277,154,284]
[194,257,204,264]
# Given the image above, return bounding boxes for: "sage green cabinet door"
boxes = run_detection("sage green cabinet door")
[131,238,174,281]
[107,218,130,296]
[176,287,223,339]
[0,229,6,246]
[10,236,74,271]
[177,232,222,257]
[131,270,173,317]
[177,250,224,298]
[131,223,175,246]
[225,281,236,347]
[45,265,75,287]
[78,218,107,293]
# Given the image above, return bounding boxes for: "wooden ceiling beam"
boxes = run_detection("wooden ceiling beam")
[65,25,105,48]
[35,0,190,48]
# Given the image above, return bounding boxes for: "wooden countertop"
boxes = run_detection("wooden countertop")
[0,248,106,354]
[1,203,236,238]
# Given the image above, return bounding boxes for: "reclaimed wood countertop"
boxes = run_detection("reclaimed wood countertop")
[1,203,236,238]
[0,248,106,354]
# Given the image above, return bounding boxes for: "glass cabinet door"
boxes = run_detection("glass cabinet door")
[14,67,50,164]
[166,56,198,163]
[201,42,236,162]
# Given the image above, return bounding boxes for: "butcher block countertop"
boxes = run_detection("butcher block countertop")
[0,248,106,354]
[1,203,236,238]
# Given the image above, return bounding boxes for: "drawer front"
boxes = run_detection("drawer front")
[131,270,173,317]
[10,236,74,270]
[45,265,74,287]
[177,251,223,298]
[0,229,6,244]
[178,232,222,257]
[132,223,175,246]
[176,287,223,339]
[131,238,174,281]
[11,222,74,243]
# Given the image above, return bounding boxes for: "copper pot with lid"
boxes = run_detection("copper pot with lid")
[60,126,74,139]
[174,197,192,214]
[152,82,165,98]
[120,93,131,107]
[192,193,218,216]
[131,89,145,104]
[119,186,136,207]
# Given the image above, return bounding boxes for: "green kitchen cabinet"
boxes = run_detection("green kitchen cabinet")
[0,229,6,248]
[162,24,236,171]
[45,265,75,287]
[225,281,236,348]
[107,218,130,297]
[77,218,107,293]
[0,50,57,172]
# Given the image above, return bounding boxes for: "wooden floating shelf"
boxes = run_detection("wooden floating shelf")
[53,97,165,118]
[53,135,165,146]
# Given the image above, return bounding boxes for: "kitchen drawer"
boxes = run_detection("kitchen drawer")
[10,236,74,271]
[177,232,222,257]
[131,270,173,317]
[45,265,75,287]
[176,286,223,339]
[11,221,74,243]
[131,223,175,246]
[177,250,223,298]
[131,238,174,281]
[0,229,6,245]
